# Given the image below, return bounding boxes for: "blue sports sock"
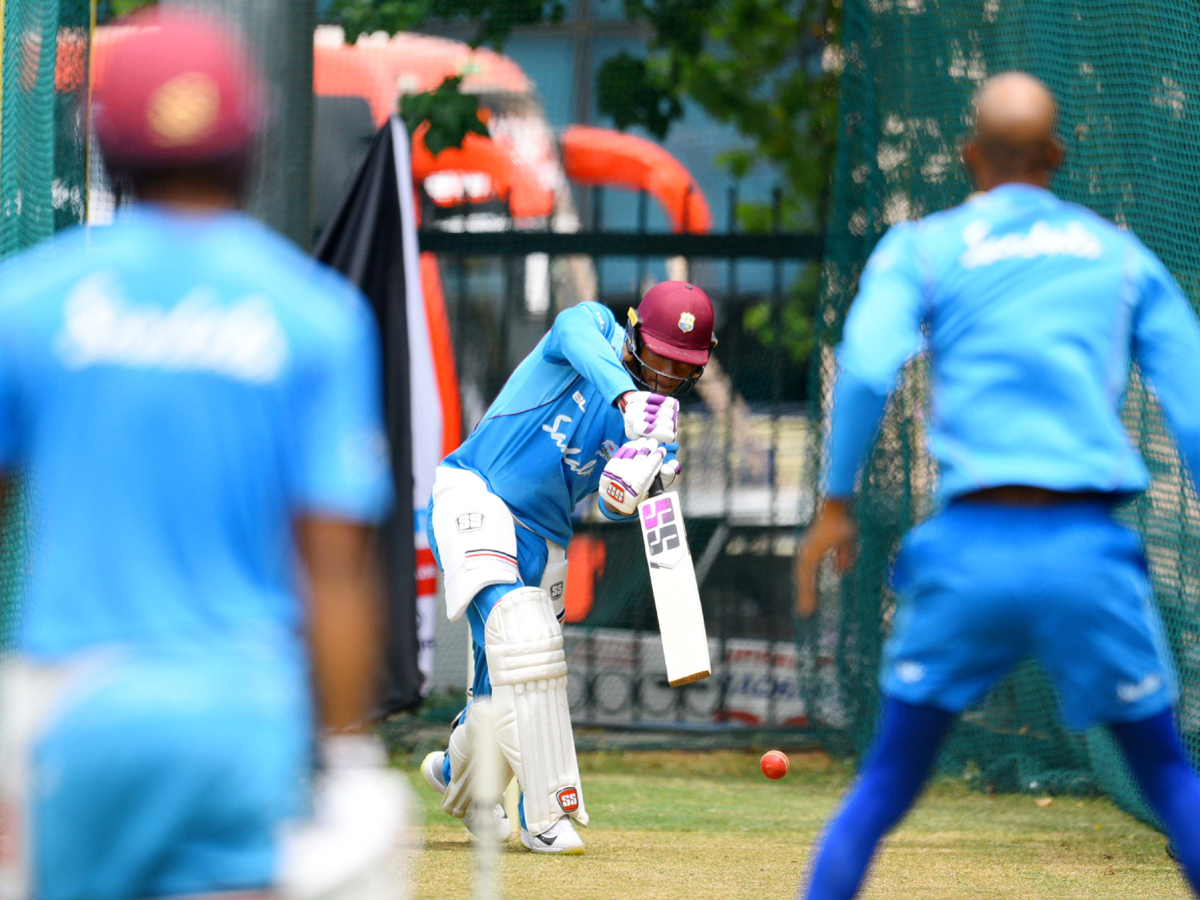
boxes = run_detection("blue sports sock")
[1108,709,1200,896]
[442,752,452,787]
[800,698,956,900]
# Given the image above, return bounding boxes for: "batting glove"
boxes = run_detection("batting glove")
[618,391,680,445]
[659,457,682,491]
[278,734,411,900]
[599,438,666,516]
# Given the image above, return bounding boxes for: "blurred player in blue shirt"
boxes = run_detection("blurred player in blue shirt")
[0,11,405,900]
[419,282,714,854]
[797,73,1200,899]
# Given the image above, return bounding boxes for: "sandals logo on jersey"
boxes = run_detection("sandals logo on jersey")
[456,513,485,533]
[556,787,580,813]
[542,414,597,477]
[959,219,1103,270]
[56,273,288,383]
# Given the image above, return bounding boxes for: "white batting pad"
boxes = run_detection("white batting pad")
[484,586,587,835]
[430,466,520,621]
[441,702,515,820]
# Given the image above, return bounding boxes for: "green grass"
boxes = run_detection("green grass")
[403,749,1190,900]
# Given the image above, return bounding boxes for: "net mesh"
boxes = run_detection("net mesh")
[806,0,1200,823]
[0,0,92,652]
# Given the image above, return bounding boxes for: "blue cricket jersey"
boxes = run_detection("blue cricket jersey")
[0,207,392,659]
[827,184,1200,502]
[443,301,638,546]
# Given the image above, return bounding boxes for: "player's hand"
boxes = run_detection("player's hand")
[599,438,666,516]
[619,391,679,444]
[796,500,857,619]
[278,733,410,900]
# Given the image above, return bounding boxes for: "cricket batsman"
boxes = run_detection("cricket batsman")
[420,282,715,853]
[797,72,1200,898]
[0,11,406,900]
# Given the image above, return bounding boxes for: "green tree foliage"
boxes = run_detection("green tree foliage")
[603,1,840,231]
[327,1,564,161]
[101,0,156,21]
[398,76,490,155]
[326,0,842,368]
[598,1,842,366]
[330,0,564,49]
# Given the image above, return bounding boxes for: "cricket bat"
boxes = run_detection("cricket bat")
[637,477,711,686]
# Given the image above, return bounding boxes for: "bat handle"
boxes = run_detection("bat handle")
[648,474,665,497]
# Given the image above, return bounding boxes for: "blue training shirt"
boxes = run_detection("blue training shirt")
[0,207,392,659]
[443,301,638,546]
[826,184,1200,502]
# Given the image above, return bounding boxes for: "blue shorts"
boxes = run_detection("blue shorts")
[883,500,1176,730]
[21,646,311,900]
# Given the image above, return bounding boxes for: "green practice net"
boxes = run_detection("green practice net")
[0,0,92,650]
[806,0,1200,824]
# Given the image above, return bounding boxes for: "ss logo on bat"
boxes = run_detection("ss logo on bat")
[641,498,680,557]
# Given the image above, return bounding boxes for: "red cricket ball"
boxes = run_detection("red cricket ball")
[760,749,790,780]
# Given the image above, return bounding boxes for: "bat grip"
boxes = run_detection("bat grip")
[648,474,665,497]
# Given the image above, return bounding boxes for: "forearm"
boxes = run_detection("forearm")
[824,367,891,499]
[299,519,382,733]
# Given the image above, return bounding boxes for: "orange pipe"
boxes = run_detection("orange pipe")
[560,125,712,234]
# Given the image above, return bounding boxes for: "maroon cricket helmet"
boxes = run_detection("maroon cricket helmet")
[92,8,263,175]
[630,281,716,367]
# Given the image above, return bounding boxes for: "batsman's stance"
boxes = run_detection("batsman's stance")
[798,72,1200,898]
[421,283,714,853]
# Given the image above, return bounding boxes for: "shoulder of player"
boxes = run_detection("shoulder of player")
[909,195,990,238]
[0,223,91,288]
[1052,197,1126,238]
[558,300,618,337]
[220,219,377,345]
[1052,201,1163,275]
[283,277,377,369]
[0,224,95,322]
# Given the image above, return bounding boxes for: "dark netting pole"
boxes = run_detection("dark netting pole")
[162,0,315,248]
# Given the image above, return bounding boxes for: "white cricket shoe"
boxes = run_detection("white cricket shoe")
[420,750,512,840]
[520,816,584,855]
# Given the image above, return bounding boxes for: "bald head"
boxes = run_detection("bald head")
[964,72,1062,190]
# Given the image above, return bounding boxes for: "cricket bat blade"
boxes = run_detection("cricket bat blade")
[637,489,711,686]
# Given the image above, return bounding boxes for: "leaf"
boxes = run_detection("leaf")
[715,149,756,180]
[596,52,683,139]
[329,0,564,50]
[400,76,488,155]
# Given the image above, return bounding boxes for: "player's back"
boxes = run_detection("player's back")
[850,184,1155,500]
[1,208,383,660]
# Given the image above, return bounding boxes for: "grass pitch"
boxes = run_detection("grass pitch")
[405,749,1189,900]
